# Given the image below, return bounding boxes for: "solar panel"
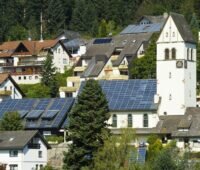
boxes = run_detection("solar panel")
[18,110,29,118]
[120,23,163,34]
[0,98,74,130]
[26,110,44,119]
[93,38,112,44]
[41,110,59,119]
[79,80,156,111]
[137,147,146,163]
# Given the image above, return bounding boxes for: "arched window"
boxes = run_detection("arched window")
[128,114,132,127]
[169,72,171,79]
[172,48,176,59]
[165,49,169,60]
[191,49,193,61]
[112,114,117,127]
[187,48,189,60]
[143,114,148,127]
[169,94,172,100]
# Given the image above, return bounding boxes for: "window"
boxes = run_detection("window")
[191,49,193,61]
[187,48,189,60]
[9,164,18,170]
[24,76,26,80]
[38,151,42,158]
[143,114,148,128]
[172,48,176,59]
[58,48,60,53]
[112,114,117,127]
[128,114,132,127]
[10,86,12,90]
[169,94,172,100]
[29,76,32,80]
[63,58,67,64]
[172,32,175,37]
[9,150,18,157]
[165,49,169,60]
[166,32,168,37]
[169,72,171,79]
[35,76,38,80]
[4,86,7,91]
[18,76,21,80]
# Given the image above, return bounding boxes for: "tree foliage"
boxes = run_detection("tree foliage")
[92,128,138,170]
[41,54,58,97]
[130,33,158,79]
[0,112,23,131]
[63,79,110,170]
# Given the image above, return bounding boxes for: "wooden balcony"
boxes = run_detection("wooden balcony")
[11,71,41,76]
[0,63,13,67]
[0,90,11,96]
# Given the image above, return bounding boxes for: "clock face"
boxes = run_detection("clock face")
[176,61,183,68]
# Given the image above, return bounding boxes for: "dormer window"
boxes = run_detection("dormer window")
[165,49,169,60]
[172,48,176,59]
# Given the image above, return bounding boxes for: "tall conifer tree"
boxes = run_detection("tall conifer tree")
[63,79,110,170]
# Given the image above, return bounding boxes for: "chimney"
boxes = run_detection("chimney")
[28,30,32,41]
[163,12,168,19]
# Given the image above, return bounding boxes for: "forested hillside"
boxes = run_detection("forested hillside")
[0,0,199,42]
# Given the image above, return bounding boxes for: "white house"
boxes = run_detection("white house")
[0,73,24,100]
[0,130,51,170]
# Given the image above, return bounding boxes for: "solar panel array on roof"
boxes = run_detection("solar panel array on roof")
[137,147,146,164]
[93,38,112,44]
[120,23,163,34]
[0,98,74,129]
[79,80,157,111]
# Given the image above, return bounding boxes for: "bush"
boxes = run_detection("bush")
[46,135,64,144]
[19,83,50,98]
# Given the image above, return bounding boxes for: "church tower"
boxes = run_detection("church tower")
[156,12,196,115]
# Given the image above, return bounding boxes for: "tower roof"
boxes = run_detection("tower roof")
[170,12,196,44]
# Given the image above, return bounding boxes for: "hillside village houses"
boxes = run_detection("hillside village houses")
[0,12,200,169]
[59,13,168,98]
[60,12,200,151]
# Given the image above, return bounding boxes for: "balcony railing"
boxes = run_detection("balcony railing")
[0,63,13,67]
[17,61,44,66]
[28,143,41,149]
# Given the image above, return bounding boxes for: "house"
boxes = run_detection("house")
[0,130,51,170]
[0,98,74,136]
[0,73,24,100]
[0,40,73,83]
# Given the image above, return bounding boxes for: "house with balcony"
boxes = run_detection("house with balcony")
[0,40,74,84]
[0,130,50,170]
[0,73,24,100]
